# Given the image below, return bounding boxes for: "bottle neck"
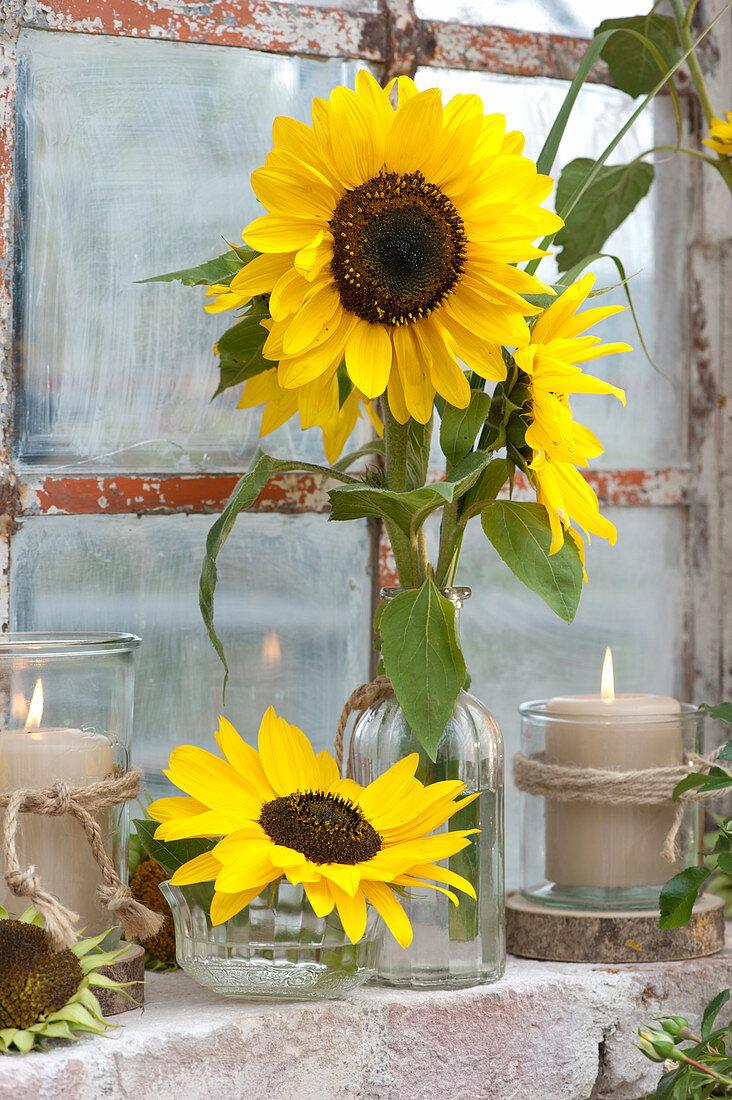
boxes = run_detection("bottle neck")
[379,586,470,638]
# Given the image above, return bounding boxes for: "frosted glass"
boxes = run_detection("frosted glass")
[454,506,685,886]
[415,0,644,37]
[9,514,373,801]
[417,69,686,468]
[15,31,368,471]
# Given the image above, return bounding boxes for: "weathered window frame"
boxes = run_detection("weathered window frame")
[0,0,728,707]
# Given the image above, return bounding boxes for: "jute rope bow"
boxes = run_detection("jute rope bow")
[512,745,731,863]
[333,676,394,777]
[1,765,164,950]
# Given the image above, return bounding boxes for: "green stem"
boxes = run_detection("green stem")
[669,0,732,192]
[383,397,408,493]
[678,1051,732,1088]
[435,497,459,586]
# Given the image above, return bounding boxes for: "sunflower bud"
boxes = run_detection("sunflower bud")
[638,1028,680,1062]
[656,1015,690,1040]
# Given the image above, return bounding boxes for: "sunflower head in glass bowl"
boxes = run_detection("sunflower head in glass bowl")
[148,707,478,999]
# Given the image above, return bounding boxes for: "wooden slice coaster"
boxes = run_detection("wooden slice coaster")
[506,891,725,963]
[95,941,145,1016]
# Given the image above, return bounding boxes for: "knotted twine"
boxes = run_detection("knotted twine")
[1,765,164,950]
[512,745,732,864]
[333,676,394,778]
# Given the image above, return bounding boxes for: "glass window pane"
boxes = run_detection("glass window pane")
[415,0,642,37]
[9,514,373,800]
[417,68,686,468]
[15,30,369,471]
[455,506,685,886]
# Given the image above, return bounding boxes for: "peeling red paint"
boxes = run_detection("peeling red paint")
[377,534,399,589]
[23,0,383,59]
[22,472,331,514]
[19,466,690,517]
[15,0,635,86]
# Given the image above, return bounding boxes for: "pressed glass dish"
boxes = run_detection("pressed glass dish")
[160,880,383,1000]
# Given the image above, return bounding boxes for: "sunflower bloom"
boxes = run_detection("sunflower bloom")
[205,70,562,424]
[702,111,732,155]
[513,274,629,561]
[148,708,479,948]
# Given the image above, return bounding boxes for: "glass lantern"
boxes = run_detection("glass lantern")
[518,700,704,910]
[0,633,141,937]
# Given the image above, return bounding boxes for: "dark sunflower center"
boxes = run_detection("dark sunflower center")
[329,170,467,326]
[259,790,382,865]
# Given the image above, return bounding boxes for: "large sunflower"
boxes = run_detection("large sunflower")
[205,70,562,424]
[148,708,478,948]
[513,274,629,561]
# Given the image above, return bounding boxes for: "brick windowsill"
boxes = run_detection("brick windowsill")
[4,937,732,1100]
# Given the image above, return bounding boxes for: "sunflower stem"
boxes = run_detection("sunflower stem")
[383,397,409,493]
[435,499,459,586]
[669,0,732,193]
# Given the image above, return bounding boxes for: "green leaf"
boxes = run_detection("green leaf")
[133,818,216,877]
[536,31,611,177]
[459,458,510,523]
[378,578,466,761]
[702,989,731,1038]
[672,771,712,800]
[406,416,434,490]
[439,390,491,466]
[659,866,712,929]
[480,501,583,623]
[212,299,270,398]
[201,450,357,686]
[328,452,493,541]
[139,247,256,288]
[701,703,732,726]
[200,449,293,684]
[595,15,682,99]
[554,158,654,272]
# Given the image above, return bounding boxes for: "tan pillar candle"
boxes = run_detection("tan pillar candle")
[0,682,115,934]
[545,655,682,889]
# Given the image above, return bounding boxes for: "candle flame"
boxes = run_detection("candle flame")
[262,629,281,669]
[25,678,44,730]
[601,647,615,702]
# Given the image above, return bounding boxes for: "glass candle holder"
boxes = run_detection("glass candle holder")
[518,700,704,910]
[0,633,141,937]
[160,880,383,1000]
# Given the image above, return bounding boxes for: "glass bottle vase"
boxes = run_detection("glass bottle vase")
[349,586,505,989]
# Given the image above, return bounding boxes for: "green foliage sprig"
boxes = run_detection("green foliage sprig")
[639,991,732,1098]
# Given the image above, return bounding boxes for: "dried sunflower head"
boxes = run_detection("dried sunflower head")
[0,906,128,1054]
[130,858,177,969]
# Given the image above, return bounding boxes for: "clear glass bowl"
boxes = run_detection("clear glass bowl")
[160,880,383,1000]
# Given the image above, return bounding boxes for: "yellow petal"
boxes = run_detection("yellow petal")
[330,882,368,944]
[417,318,470,409]
[170,851,222,886]
[315,749,341,790]
[257,705,321,795]
[282,284,342,356]
[243,215,324,254]
[362,881,413,948]
[210,884,272,926]
[345,321,392,399]
[165,745,263,815]
[318,863,363,897]
[385,88,442,174]
[391,324,434,423]
[303,876,335,917]
[215,717,276,802]
[147,796,208,823]
[213,839,278,892]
